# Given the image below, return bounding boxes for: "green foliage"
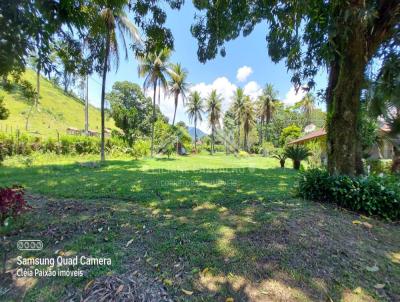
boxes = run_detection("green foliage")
[306,141,324,168]
[238,150,249,158]
[298,168,400,220]
[261,141,276,157]
[106,81,154,144]
[0,133,127,157]
[280,125,301,146]
[366,159,392,175]
[285,145,311,170]
[19,80,37,102]
[131,139,151,159]
[0,96,9,120]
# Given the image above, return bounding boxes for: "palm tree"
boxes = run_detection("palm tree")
[206,90,222,154]
[242,96,256,151]
[186,91,204,152]
[232,87,246,149]
[169,63,189,126]
[298,93,316,124]
[137,48,171,157]
[96,4,141,161]
[258,84,278,143]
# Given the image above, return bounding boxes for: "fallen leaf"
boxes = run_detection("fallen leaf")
[202,267,210,275]
[352,220,362,225]
[126,239,134,247]
[366,265,379,272]
[84,280,94,291]
[116,284,124,294]
[362,222,373,229]
[374,283,385,289]
[226,298,234,302]
[181,289,193,295]
[98,227,103,232]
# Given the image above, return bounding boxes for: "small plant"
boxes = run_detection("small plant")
[272,149,287,168]
[285,145,311,170]
[238,150,249,158]
[0,186,31,226]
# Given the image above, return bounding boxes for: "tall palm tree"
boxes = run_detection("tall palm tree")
[258,84,278,143]
[206,89,222,154]
[242,96,256,151]
[137,48,171,157]
[96,3,141,161]
[298,93,316,124]
[186,91,204,152]
[169,63,189,126]
[232,87,246,149]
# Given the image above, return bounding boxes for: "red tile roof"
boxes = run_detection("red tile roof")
[288,129,326,145]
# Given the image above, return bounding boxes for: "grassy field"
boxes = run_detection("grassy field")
[0,70,114,138]
[0,154,399,302]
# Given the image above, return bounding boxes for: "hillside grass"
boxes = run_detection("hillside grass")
[0,154,399,302]
[0,70,114,138]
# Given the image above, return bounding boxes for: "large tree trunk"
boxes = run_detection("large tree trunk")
[150,81,157,157]
[325,0,398,175]
[326,21,367,175]
[100,31,110,162]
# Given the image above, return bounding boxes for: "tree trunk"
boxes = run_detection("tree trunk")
[194,117,197,152]
[237,122,240,151]
[172,93,178,126]
[211,127,215,154]
[100,31,110,162]
[85,75,89,134]
[326,31,367,176]
[36,65,40,109]
[151,81,157,157]
[293,160,300,170]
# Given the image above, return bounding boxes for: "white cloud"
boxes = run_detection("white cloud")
[283,86,307,106]
[243,81,262,101]
[236,66,253,82]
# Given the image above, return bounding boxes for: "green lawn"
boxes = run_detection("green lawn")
[0,154,399,302]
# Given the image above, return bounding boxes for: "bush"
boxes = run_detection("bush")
[366,159,392,175]
[261,141,276,157]
[19,80,37,101]
[298,168,400,220]
[131,139,150,159]
[238,150,249,158]
[0,186,31,225]
[285,145,311,169]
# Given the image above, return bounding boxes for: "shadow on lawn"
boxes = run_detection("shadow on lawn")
[1,161,399,301]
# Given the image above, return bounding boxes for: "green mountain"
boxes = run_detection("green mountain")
[0,70,114,138]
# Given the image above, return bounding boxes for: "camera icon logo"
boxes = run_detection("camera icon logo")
[17,240,43,251]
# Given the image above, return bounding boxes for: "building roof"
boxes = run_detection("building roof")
[288,124,392,145]
[288,128,326,145]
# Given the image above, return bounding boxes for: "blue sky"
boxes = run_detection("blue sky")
[87,2,328,133]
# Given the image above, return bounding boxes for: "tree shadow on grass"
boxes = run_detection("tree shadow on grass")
[1,160,398,301]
